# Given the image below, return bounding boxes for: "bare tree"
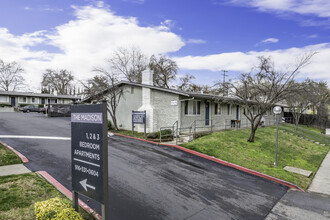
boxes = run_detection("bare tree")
[177,73,195,91]
[149,54,178,88]
[80,75,109,101]
[307,79,330,127]
[226,53,315,142]
[109,47,148,83]
[42,69,74,95]
[91,68,123,130]
[0,59,24,91]
[285,81,310,131]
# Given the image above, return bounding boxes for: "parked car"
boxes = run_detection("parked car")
[19,105,41,113]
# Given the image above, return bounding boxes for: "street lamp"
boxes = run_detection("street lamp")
[273,106,282,168]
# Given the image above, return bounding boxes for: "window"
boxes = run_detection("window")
[214,103,222,115]
[184,100,201,115]
[31,97,38,103]
[131,87,134,94]
[227,104,232,115]
[48,99,57,104]
[19,97,27,103]
[0,96,8,102]
[184,101,188,115]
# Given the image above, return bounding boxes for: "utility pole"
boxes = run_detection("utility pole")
[221,70,228,96]
[221,70,228,85]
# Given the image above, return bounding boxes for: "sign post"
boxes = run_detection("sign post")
[273,106,282,168]
[71,102,108,219]
[132,111,146,136]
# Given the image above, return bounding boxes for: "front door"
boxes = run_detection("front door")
[205,102,210,126]
[10,97,15,107]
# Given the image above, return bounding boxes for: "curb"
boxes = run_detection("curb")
[37,171,102,220]
[0,140,29,163]
[112,132,304,192]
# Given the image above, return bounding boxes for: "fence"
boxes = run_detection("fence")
[47,104,71,117]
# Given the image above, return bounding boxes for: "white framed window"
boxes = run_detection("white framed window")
[214,103,222,115]
[131,87,134,94]
[31,97,39,103]
[19,97,27,103]
[184,100,201,115]
[227,104,232,115]
[0,95,9,102]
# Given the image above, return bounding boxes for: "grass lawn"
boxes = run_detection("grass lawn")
[0,143,21,166]
[0,173,94,220]
[182,126,329,190]
[280,123,330,146]
[111,129,148,139]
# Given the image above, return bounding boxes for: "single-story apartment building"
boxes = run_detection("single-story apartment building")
[0,91,80,107]
[86,70,279,134]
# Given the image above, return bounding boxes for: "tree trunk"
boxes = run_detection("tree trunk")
[248,124,257,142]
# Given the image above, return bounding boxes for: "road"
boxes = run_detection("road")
[0,112,288,219]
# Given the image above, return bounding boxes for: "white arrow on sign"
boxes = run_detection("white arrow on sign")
[80,179,96,191]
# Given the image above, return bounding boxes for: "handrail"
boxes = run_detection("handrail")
[160,120,178,143]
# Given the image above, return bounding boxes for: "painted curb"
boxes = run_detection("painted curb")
[0,140,29,163]
[36,171,102,220]
[112,132,304,192]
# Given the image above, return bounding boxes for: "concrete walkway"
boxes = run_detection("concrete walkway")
[308,150,330,195]
[0,164,31,176]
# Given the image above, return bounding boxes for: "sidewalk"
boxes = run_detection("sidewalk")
[0,164,31,176]
[308,149,330,195]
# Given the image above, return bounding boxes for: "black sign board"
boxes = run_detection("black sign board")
[132,110,146,136]
[132,111,146,124]
[71,103,108,205]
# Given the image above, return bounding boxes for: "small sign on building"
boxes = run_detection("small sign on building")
[170,100,178,106]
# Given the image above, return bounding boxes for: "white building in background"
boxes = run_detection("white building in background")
[85,70,278,133]
[0,90,80,107]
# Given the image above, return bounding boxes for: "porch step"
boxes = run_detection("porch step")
[179,135,190,143]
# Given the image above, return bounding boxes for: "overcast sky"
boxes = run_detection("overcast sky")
[1,0,330,92]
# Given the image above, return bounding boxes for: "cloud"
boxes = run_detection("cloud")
[307,34,318,39]
[174,43,330,83]
[223,0,330,27]
[0,3,185,91]
[261,38,279,44]
[187,39,207,44]
[227,0,330,18]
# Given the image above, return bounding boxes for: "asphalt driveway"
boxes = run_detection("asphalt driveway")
[0,112,288,219]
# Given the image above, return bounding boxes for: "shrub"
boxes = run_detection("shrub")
[147,132,159,139]
[34,197,82,220]
[0,104,12,107]
[147,129,173,140]
[19,104,30,107]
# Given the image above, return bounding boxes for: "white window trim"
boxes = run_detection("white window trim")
[0,95,9,103]
[31,97,39,103]
[185,100,201,115]
[214,103,223,115]
[18,97,27,103]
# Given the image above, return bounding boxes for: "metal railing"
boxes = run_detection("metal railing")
[160,120,178,143]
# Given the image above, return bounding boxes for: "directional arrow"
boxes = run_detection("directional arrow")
[80,179,96,191]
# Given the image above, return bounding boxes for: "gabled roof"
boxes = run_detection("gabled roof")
[83,80,243,103]
[0,90,79,99]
